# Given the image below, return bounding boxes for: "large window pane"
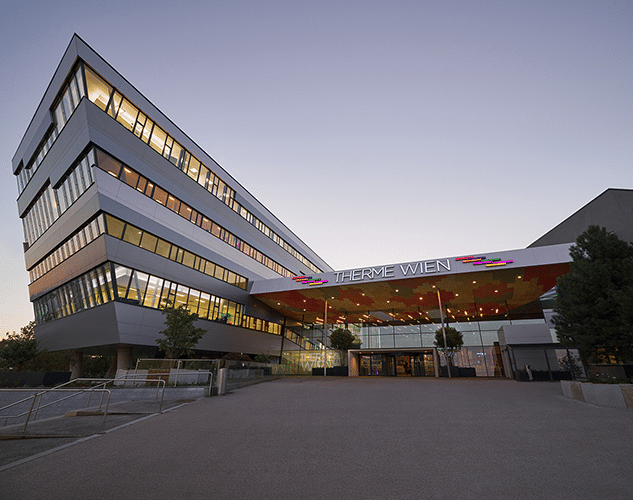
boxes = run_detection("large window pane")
[155,238,171,258]
[160,282,176,309]
[143,277,164,308]
[152,186,168,205]
[182,250,195,268]
[116,98,139,131]
[186,156,200,182]
[105,215,125,239]
[122,224,142,246]
[85,67,112,111]
[198,293,210,320]
[127,271,149,304]
[197,165,210,189]
[96,149,122,178]
[120,167,139,188]
[149,125,167,154]
[114,265,132,299]
[139,232,158,252]
[187,289,200,314]
[174,284,189,308]
[107,91,123,118]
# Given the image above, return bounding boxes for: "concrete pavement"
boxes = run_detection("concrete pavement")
[1,377,632,499]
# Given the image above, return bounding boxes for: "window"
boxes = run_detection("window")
[105,215,125,239]
[149,125,167,154]
[85,67,112,111]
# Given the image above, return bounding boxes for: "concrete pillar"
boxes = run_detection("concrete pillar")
[433,349,440,378]
[70,350,84,379]
[116,345,133,373]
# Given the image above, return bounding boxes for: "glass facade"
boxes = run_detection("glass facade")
[82,64,322,274]
[94,147,294,278]
[17,61,322,275]
[33,261,282,339]
[34,262,243,326]
[29,215,105,283]
[29,212,249,290]
[16,65,84,194]
[281,312,548,377]
[22,149,96,246]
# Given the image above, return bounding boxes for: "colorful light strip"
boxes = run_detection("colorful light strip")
[456,256,513,267]
[292,276,328,286]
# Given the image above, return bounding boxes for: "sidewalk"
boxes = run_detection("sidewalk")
[1,377,632,500]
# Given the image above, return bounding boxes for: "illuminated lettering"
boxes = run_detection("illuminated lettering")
[399,263,419,276]
[371,267,385,278]
[424,261,436,273]
[361,268,372,280]
[351,269,362,281]
[437,259,450,272]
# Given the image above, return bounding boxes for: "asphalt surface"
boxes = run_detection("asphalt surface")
[1,377,631,500]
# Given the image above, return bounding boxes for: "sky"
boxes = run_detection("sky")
[0,0,632,336]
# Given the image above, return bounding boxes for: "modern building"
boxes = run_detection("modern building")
[12,35,632,378]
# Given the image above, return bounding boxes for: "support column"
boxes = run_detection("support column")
[433,349,440,378]
[116,344,133,375]
[348,351,359,377]
[70,350,84,379]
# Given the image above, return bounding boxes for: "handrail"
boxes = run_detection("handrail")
[0,376,166,434]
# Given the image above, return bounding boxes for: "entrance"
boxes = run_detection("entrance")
[359,351,435,377]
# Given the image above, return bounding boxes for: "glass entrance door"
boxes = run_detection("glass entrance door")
[358,351,435,376]
[395,355,411,376]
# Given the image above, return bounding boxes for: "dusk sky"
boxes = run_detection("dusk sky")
[1,0,631,336]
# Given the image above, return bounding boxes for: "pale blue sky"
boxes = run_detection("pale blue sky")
[1,0,632,335]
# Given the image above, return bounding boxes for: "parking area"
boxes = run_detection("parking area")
[1,377,632,499]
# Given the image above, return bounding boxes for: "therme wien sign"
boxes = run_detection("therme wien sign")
[334,259,452,284]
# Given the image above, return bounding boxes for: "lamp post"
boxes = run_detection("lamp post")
[437,289,451,378]
[323,298,328,377]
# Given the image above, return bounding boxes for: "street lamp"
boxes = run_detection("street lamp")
[437,289,451,378]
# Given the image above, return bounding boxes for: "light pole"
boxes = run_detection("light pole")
[323,298,328,377]
[437,289,451,378]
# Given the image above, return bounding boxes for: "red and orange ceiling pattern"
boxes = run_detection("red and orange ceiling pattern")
[251,263,570,325]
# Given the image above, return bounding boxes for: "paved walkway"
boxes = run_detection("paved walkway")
[1,377,632,499]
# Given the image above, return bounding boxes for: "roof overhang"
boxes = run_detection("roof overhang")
[250,244,572,325]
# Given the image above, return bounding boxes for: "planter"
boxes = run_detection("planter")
[561,380,633,409]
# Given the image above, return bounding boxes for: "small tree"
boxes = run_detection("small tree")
[434,326,463,369]
[156,305,206,359]
[253,353,271,363]
[329,328,356,351]
[554,225,633,364]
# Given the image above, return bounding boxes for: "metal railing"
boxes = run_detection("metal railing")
[0,376,166,434]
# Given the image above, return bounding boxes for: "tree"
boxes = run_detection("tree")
[156,305,206,359]
[0,322,38,371]
[221,352,252,361]
[253,354,271,363]
[329,328,357,351]
[434,326,464,368]
[0,321,72,372]
[554,225,633,364]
